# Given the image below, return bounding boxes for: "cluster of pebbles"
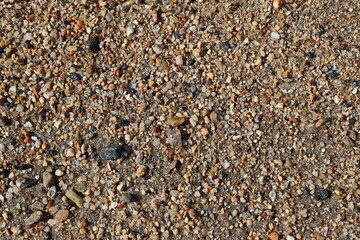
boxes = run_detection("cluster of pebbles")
[0,0,359,239]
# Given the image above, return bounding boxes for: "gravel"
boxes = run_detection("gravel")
[0,0,359,239]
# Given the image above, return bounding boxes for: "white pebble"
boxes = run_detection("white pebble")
[334,95,340,104]
[55,169,64,177]
[126,26,134,37]
[0,143,5,152]
[269,190,276,202]
[271,32,280,39]
[24,33,33,41]
[286,236,295,240]
[175,55,183,66]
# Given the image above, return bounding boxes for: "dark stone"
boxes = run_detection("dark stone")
[21,178,38,188]
[307,52,315,59]
[328,69,339,79]
[0,116,11,126]
[121,193,138,202]
[70,72,82,81]
[353,80,360,86]
[116,119,130,127]
[123,6,130,12]
[16,164,34,170]
[314,188,332,201]
[220,41,231,50]
[89,36,101,52]
[348,117,356,125]
[4,101,14,109]
[99,144,122,160]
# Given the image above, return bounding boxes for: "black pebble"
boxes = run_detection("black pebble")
[89,36,101,52]
[70,72,82,81]
[117,119,130,127]
[220,41,231,50]
[353,80,360,86]
[307,52,315,59]
[123,6,130,12]
[328,69,339,79]
[21,178,38,188]
[16,164,34,170]
[4,101,14,109]
[0,116,12,127]
[99,144,122,160]
[314,188,332,201]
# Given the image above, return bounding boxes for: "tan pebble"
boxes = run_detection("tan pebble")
[54,210,69,223]
[268,232,279,240]
[65,189,83,208]
[201,128,209,136]
[79,228,87,235]
[43,171,55,188]
[273,0,282,10]
[136,165,149,178]
[254,57,262,66]
[209,112,218,122]
[168,117,186,127]
[262,94,271,104]
[66,148,75,157]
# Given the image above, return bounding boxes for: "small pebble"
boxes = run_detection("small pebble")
[21,178,38,188]
[136,165,149,178]
[65,189,84,208]
[54,209,69,223]
[168,117,186,127]
[121,193,137,203]
[43,171,55,188]
[24,212,41,226]
[89,36,101,52]
[55,169,64,177]
[99,144,123,160]
[271,32,280,39]
[314,188,332,201]
[175,55,184,66]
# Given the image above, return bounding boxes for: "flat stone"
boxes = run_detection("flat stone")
[43,171,55,188]
[99,144,122,160]
[54,210,69,223]
[168,117,186,127]
[24,212,41,225]
[121,193,137,203]
[271,32,280,39]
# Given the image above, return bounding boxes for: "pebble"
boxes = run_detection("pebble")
[54,210,69,223]
[0,116,11,126]
[121,193,137,203]
[166,128,182,148]
[21,178,38,188]
[136,165,149,178]
[43,171,55,188]
[89,36,101,52]
[47,186,57,198]
[268,232,279,240]
[271,32,280,39]
[55,169,64,177]
[126,26,134,36]
[66,148,75,157]
[175,55,184,66]
[99,144,123,160]
[0,95,5,105]
[314,188,332,201]
[168,117,186,127]
[65,189,84,208]
[24,212,41,225]
[269,190,276,202]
